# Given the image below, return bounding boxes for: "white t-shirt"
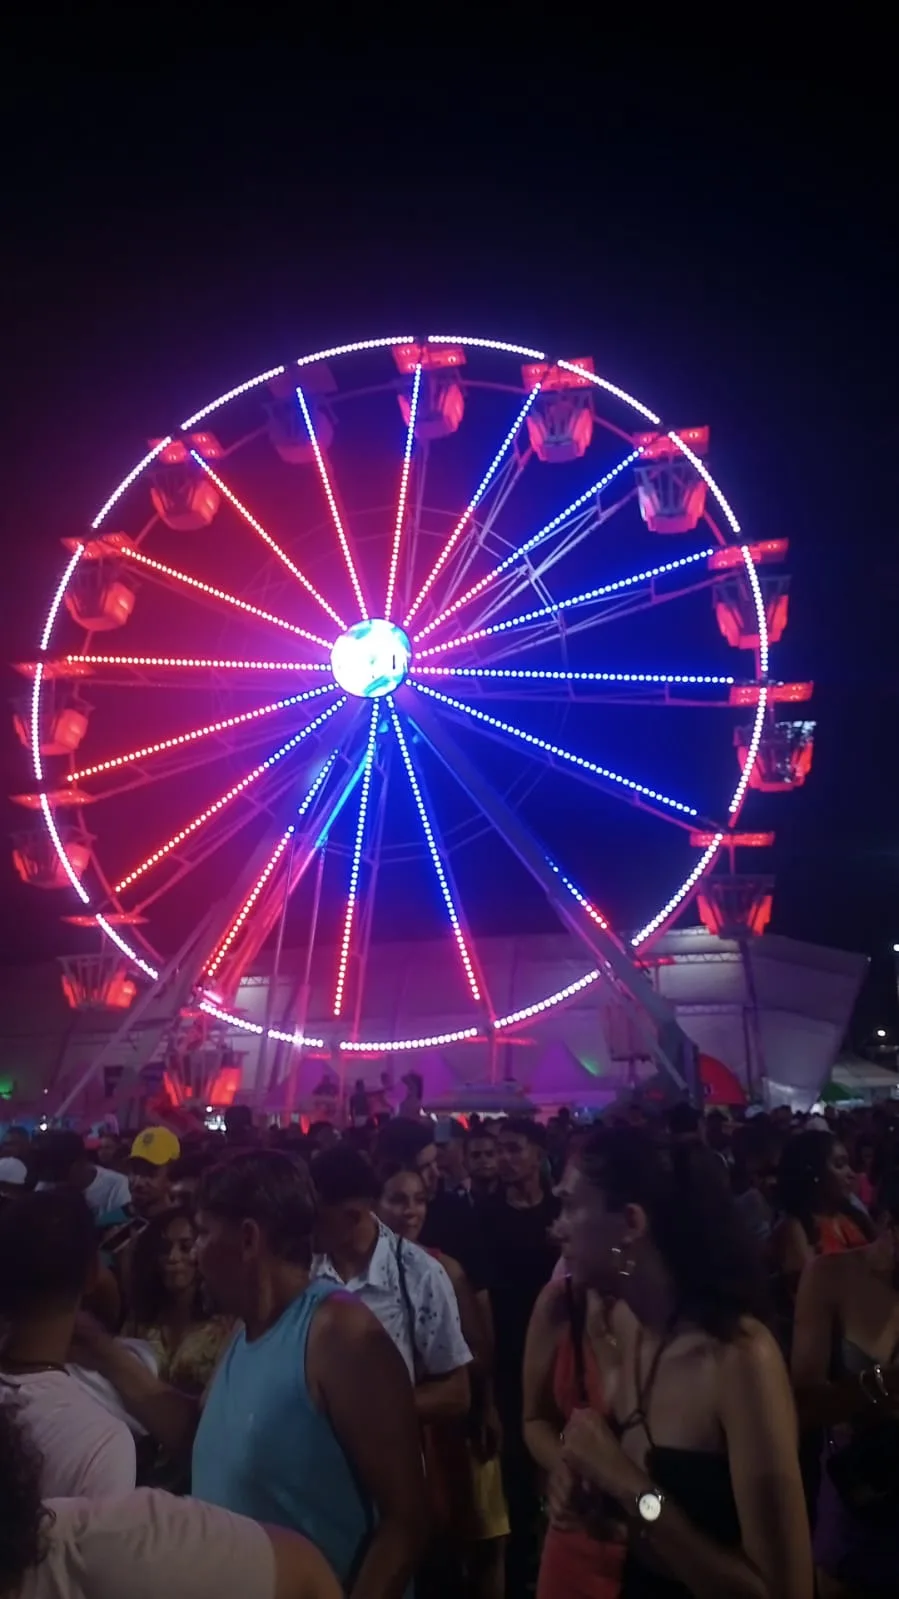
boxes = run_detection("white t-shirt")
[312,1218,472,1380]
[22,1490,277,1599]
[36,1166,131,1217]
[0,1370,136,1498]
[83,1164,132,1216]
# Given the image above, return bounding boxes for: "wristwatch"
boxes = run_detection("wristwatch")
[635,1488,665,1526]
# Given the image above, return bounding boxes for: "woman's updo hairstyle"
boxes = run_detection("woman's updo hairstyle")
[579,1125,769,1340]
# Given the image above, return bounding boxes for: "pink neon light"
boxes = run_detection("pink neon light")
[68,684,333,784]
[114,696,345,892]
[389,703,481,1004]
[415,448,641,643]
[404,385,542,627]
[90,439,173,530]
[384,364,422,622]
[296,386,368,620]
[206,827,295,977]
[205,749,337,977]
[121,546,332,648]
[61,654,328,673]
[181,366,286,430]
[333,703,379,1017]
[190,451,346,629]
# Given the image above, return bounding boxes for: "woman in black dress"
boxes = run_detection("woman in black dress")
[556,1126,812,1599]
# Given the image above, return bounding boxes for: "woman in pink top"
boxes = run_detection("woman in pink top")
[523,1159,625,1599]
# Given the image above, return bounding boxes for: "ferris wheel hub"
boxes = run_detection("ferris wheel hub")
[329,618,411,699]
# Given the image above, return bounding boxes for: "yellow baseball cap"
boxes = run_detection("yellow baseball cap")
[129,1126,181,1167]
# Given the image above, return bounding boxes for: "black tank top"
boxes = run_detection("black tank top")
[617,1327,741,1599]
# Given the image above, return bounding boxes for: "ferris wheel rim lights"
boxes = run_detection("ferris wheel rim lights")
[31,333,771,1055]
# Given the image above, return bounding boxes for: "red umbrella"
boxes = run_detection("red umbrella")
[699,1053,747,1107]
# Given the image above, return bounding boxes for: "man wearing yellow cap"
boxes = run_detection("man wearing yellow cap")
[127,1127,181,1221]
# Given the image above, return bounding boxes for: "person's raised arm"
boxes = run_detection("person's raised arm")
[310,1296,427,1599]
[74,1312,200,1456]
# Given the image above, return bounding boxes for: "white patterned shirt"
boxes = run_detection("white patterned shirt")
[311,1219,472,1381]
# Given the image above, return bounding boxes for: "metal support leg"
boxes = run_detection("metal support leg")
[53,903,223,1121]
[403,689,694,1098]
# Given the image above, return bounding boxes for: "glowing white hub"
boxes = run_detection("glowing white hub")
[330,619,411,699]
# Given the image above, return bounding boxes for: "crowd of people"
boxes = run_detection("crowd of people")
[1,1093,899,1598]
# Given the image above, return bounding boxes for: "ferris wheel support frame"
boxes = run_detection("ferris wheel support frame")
[52,899,225,1120]
[404,691,695,1097]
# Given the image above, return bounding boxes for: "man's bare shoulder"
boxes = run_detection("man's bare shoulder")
[310,1289,388,1347]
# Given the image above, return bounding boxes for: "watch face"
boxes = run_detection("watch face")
[637,1490,663,1523]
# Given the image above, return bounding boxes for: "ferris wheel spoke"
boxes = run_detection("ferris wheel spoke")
[296,384,369,620]
[203,751,339,981]
[112,694,347,895]
[416,545,716,662]
[412,665,738,708]
[206,740,370,992]
[384,363,422,622]
[403,383,542,628]
[126,754,307,917]
[189,452,346,629]
[458,486,636,639]
[388,700,492,1018]
[120,545,332,649]
[19,654,332,690]
[410,682,712,834]
[333,702,380,1018]
[413,445,642,645]
[67,684,337,788]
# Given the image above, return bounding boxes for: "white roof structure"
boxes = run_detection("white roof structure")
[0,927,869,1117]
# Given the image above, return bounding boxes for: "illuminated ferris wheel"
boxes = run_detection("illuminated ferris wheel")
[14,333,814,1099]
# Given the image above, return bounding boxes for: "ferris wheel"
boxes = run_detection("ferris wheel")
[15,333,815,1102]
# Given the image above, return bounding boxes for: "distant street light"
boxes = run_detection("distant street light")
[893,943,899,955]
[876,1028,888,1039]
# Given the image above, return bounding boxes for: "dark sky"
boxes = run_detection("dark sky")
[2,42,897,1038]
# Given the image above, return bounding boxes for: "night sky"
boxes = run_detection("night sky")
[2,43,896,1040]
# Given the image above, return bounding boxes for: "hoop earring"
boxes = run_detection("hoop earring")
[611,1245,636,1280]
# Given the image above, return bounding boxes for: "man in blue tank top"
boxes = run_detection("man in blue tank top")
[79,1151,426,1599]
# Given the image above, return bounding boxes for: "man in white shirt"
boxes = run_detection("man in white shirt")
[31,1129,131,1218]
[0,1189,136,1498]
[311,1146,471,1414]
